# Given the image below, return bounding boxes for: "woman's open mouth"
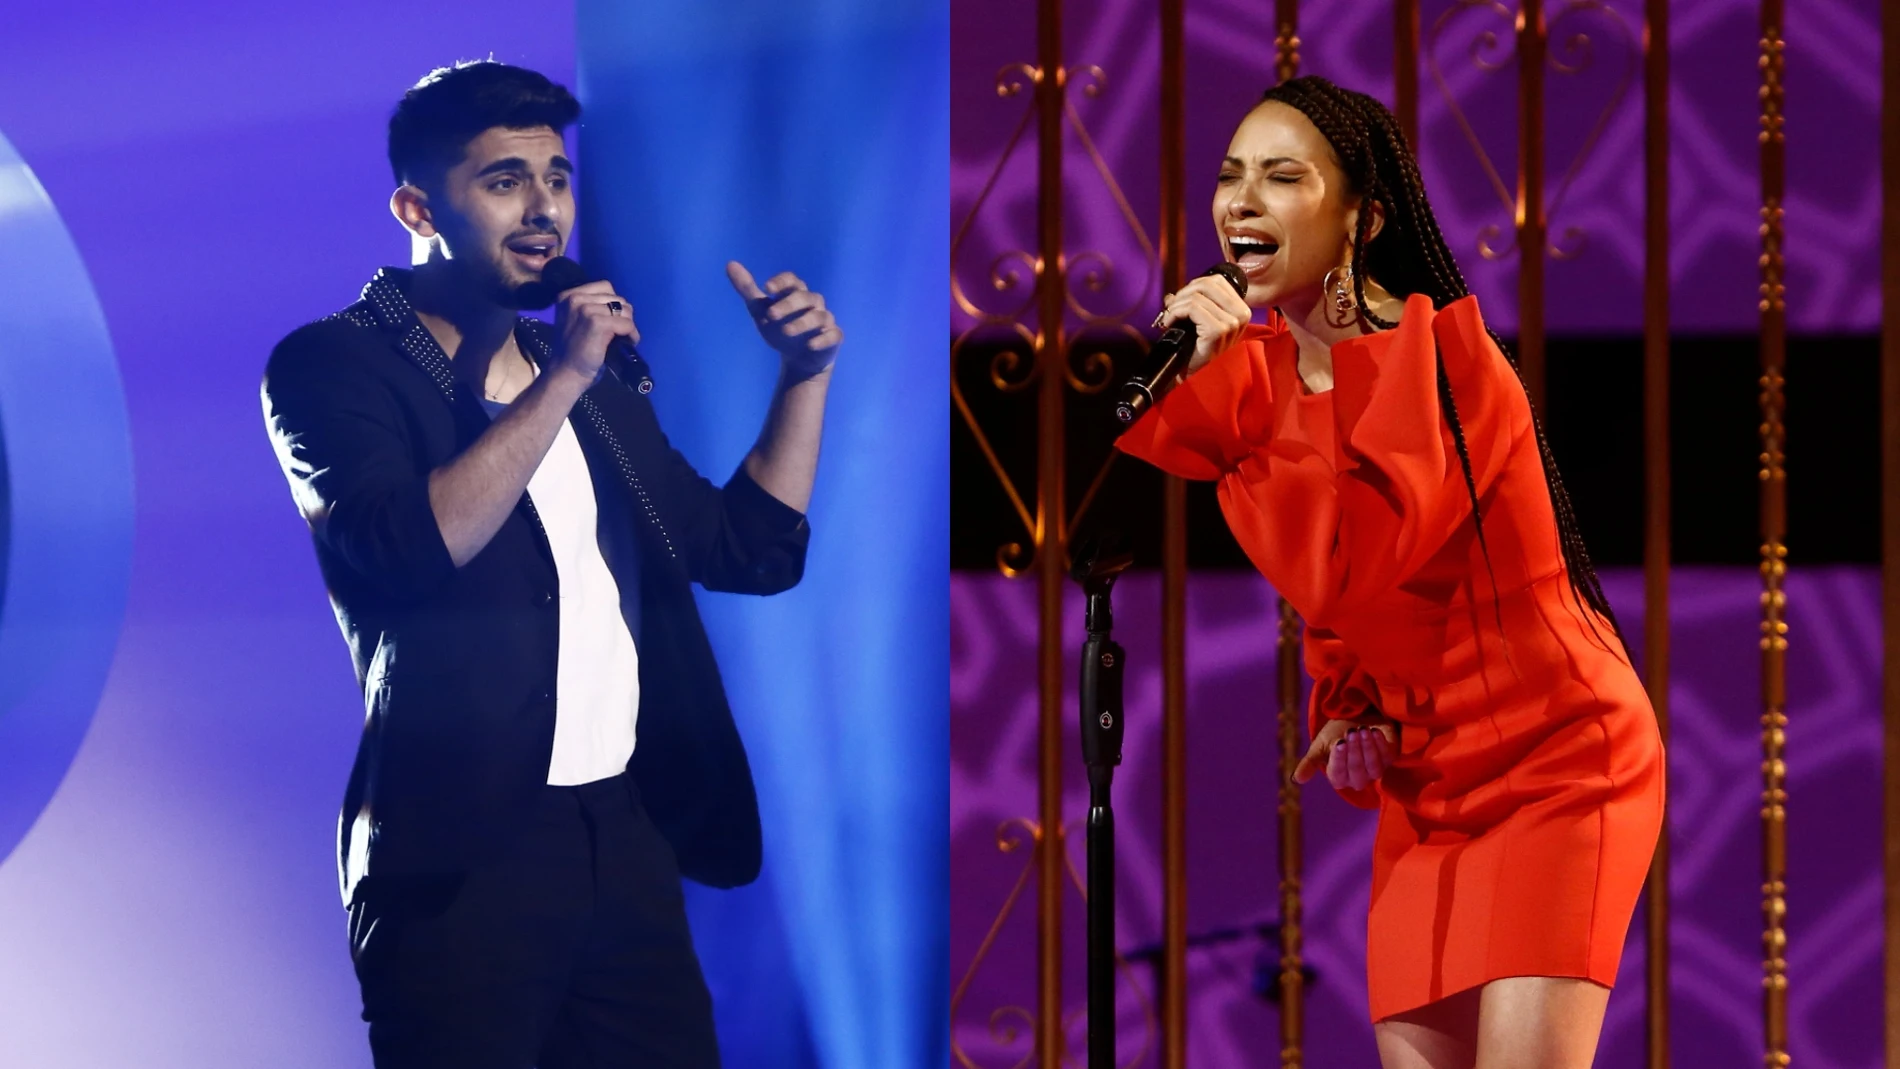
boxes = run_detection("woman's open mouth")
[1227,234,1278,279]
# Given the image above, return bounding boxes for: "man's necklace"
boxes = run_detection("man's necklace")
[484,352,527,402]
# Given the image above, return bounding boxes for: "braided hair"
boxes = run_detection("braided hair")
[1258,75,1624,652]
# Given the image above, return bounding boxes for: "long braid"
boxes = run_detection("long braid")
[1357,91,1622,647]
[1262,80,1513,646]
[1259,76,1626,656]
[1360,92,1622,650]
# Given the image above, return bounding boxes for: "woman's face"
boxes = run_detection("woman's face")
[1211,101,1367,309]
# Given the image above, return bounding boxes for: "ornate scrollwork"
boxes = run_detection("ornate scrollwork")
[1476,222,1514,262]
[950,818,1044,1069]
[1067,63,1107,99]
[1053,65,1158,542]
[1063,250,1135,327]
[951,68,1043,328]
[984,1007,1036,1069]
[1062,327,1122,394]
[1061,74,1158,328]
[987,323,1039,393]
[996,62,1040,99]
[955,250,1043,328]
[1427,1,1521,260]
[952,43,1167,1064]
[951,815,1158,1067]
[1466,9,1517,71]
[952,49,1161,576]
[951,62,1045,574]
[996,540,1035,580]
[1547,14,1595,74]
[1542,2,1636,260]
[1428,0,1635,263]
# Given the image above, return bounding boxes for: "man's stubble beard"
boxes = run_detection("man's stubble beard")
[455,249,548,312]
[432,220,551,312]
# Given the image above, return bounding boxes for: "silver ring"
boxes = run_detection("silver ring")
[607,301,624,316]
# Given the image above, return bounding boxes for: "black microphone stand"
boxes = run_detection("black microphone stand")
[1071,537,1131,1069]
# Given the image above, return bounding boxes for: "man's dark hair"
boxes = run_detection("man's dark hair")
[387,60,581,189]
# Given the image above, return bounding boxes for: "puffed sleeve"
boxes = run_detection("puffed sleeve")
[1113,323,1282,480]
[1325,294,1526,612]
[1303,624,1381,810]
[1118,294,1528,619]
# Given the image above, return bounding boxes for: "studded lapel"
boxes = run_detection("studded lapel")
[335,268,678,564]
[337,268,560,569]
[513,318,678,562]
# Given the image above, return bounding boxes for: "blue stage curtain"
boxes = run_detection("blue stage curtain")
[575,3,947,1067]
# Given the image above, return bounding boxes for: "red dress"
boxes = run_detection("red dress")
[1118,293,1664,1022]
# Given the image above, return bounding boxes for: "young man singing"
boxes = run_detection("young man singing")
[261,61,840,1068]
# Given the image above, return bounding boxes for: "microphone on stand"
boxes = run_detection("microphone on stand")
[531,256,656,395]
[1113,262,1249,426]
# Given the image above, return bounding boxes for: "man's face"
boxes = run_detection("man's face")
[412,125,575,308]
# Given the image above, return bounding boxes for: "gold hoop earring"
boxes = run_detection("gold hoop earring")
[1323,264,1356,315]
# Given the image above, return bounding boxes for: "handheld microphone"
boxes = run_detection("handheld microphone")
[532,256,656,395]
[1113,262,1249,426]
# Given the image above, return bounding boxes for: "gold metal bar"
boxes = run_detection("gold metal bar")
[1159,0,1189,1065]
[1035,0,1068,1062]
[1276,600,1305,1069]
[1884,0,1900,1048]
[1161,486,1188,1069]
[1395,0,1420,151]
[1642,0,1672,1065]
[1271,7,1303,1065]
[1517,0,1547,414]
[1885,0,1900,1057]
[1275,0,1301,87]
[1757,4,1789,1067]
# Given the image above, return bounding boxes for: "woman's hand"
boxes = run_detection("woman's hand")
[1292,711,1398,794]
[1155,272,1254,374]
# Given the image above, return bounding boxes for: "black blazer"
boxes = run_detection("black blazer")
[261,269,807,904]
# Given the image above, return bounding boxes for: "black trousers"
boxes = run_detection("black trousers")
[348,773,720,1068]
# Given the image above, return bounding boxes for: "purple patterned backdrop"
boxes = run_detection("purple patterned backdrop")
[951,567,1883,1066]
[952,0,1881,335]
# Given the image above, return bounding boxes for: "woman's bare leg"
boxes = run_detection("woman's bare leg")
[1373,985,1480,1069]
[1473,976,1610,1069]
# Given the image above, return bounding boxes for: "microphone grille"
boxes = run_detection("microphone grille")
[1206,261,1249,298]
[540,256,589,293]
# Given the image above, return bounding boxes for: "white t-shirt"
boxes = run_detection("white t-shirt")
[481,395,641,786]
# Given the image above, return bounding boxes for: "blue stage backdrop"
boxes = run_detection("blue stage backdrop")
[576,3,949,1067]
[0,129,133,883]
[0,2,943,1066]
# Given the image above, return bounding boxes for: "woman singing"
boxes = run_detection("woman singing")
[1117,76,1663,1068]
